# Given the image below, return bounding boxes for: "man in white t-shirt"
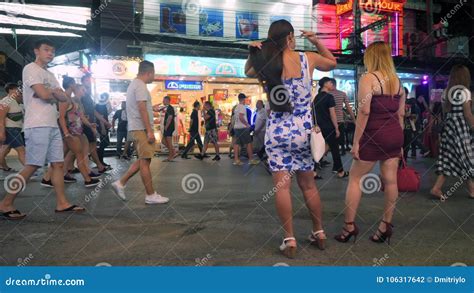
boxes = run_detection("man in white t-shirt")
[111,61,169,204]
[232,93,259,165]
[0,39,85,220]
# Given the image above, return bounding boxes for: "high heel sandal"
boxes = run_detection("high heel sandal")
[370,221,394,245]
[334,222,359,243]
[279,237,297,259]
[308,230,326,250]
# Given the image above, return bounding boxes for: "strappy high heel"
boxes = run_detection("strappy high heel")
[279,237,297,259]
[308,230,326,250]
[370,221,394,245]
[334,222,359,243]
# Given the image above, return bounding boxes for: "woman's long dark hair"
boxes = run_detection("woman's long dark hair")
[249,20,294,112]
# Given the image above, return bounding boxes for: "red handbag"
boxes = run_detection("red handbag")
[381,157,421,192]
[397,157,421,192]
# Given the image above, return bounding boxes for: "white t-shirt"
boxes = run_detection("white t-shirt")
[0,96,24,128]
[22,62,60,129]
[254,108,267,132]
[233,104,248,129]
[126,78,154,131]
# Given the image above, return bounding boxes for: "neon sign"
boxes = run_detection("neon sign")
[336,0,404,16]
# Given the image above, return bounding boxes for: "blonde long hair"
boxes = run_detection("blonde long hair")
[363,42,398,95]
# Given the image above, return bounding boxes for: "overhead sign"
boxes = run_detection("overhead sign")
[146,54,246,78]
[336,0,405,16]
[165,80,203,91]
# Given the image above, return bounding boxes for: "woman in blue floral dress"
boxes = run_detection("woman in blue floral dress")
[245,20,336,258]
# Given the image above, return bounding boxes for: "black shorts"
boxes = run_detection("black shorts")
[3,127,25,148]
[234,128,252,145]
[163,128,174,138]
[83,127,97,143]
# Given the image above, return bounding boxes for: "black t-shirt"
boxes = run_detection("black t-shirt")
[164,105,175,131]
[313,92,336,130]
[113,109,128,132]
[205,109,217,131]
[190,109,199,133]
[81,94,96,123]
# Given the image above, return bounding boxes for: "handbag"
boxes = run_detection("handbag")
[397,157,421,192]
[382,156,420,192]
[310,103,326,162]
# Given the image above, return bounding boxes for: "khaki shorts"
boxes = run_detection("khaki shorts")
[130,130,155,159]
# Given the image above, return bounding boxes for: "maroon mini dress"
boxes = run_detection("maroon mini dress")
[359,73,404,161]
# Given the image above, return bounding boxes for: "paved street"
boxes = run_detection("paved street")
[0,154,473,267]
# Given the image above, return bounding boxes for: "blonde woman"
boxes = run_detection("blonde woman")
[335,42,406,245]
[430,65,474,199]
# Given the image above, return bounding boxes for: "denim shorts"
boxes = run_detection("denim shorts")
[24,127,64,166]
[3,127,25,148]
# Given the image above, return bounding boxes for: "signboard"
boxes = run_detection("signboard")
[336,0,404,16]
[165,80,203,91]
[146,54,246,78]
[91,59,139,80]
[160,4,186,34]
[199,9,224,37]
[236,12,258,39]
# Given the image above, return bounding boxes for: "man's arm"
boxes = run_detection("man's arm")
[329,107,339,137]
[94,110,111,128]
[0,104,9,142]
[138,101,153,134]
[344,96,356,122]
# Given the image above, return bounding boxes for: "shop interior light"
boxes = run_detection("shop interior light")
[0,27,81,37]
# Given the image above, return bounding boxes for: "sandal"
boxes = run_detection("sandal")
[55,205,85,213]
[1,167,15,172]
[337,171,349,178]
[308,230,326,250]
[1,209,26,220]
[314,174,323,180]
[279,237,297,259]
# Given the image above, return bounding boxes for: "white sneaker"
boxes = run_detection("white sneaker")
[111,180,126,201]
[145,192,169,205]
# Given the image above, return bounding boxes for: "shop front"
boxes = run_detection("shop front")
[146,54,264,149]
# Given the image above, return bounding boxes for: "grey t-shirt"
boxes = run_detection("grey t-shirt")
[126,78,153,131]
[22,62,60,129]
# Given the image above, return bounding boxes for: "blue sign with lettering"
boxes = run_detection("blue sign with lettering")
[165,80,203,91]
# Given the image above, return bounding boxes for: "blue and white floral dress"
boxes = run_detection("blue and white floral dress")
[265,52,314,172]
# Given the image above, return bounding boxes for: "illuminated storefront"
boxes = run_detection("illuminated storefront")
[313,0,406,56]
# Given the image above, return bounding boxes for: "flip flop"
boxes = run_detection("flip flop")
[1,209,26,220]
[314,175,323,180]
[1,167,16,172]
[55,205,85,213]
[337,171,349,178]
[162,159,175,162]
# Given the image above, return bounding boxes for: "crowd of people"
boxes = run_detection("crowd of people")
[0,23,473,260]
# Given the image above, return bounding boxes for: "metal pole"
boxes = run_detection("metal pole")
[353,0,361,107]
[426,0,434,57]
